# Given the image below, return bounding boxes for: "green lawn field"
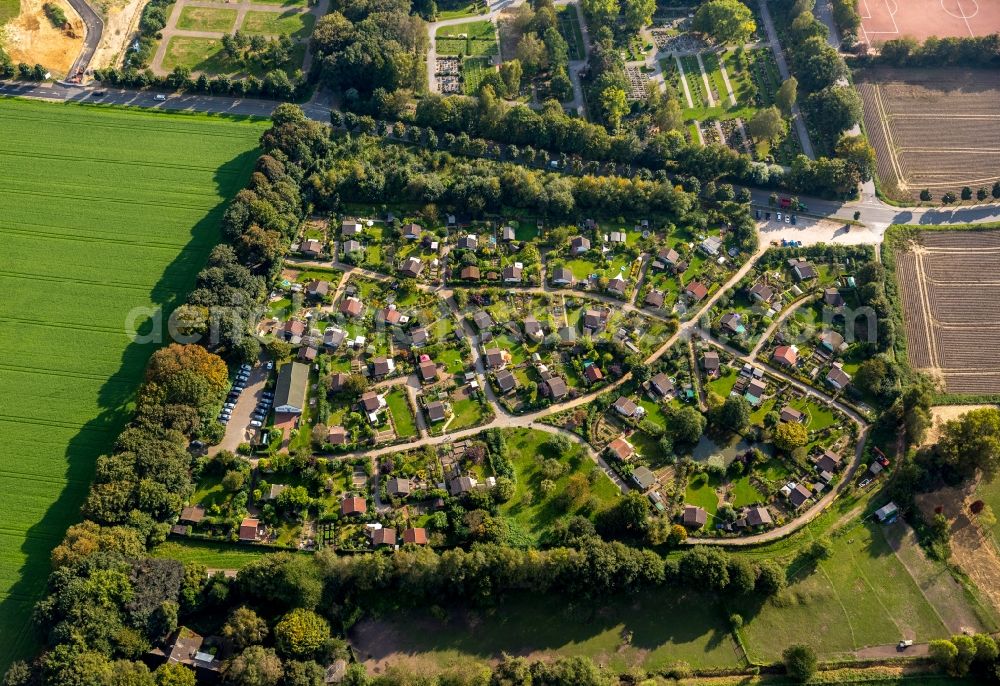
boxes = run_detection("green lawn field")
[0,98,267,671]
[176,5,238,31]
[0,0,18,25]
[162,36,306,77]
[241,9,315,38]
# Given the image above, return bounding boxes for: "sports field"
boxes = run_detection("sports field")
[859,0,1000,46]
[0,98,267,670]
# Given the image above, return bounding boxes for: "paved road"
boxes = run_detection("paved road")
[211,359,271,455]
[757,0,815,160]
[64,0,104,80]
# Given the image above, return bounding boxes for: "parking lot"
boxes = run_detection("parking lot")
[213,358,273,454]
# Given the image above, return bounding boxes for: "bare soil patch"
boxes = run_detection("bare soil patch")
[2,0,83,74]
[90,0,147,69]
[894,230,1000,394]
[915,482,1000,620]
[921,405,993,447]
[858,67,1000,203]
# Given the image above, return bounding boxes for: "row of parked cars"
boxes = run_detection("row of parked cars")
[218,361,275,427]
[218,363,254,425]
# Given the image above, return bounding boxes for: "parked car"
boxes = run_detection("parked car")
[265,360,274,370]
[898,640,913,650]
[218,417,229,424]
[776,212,782,222]
[249,420,262,428]
[784,214,791,224]
[859,478,872,488]
[876,455,890,468]
[224,402,236,410]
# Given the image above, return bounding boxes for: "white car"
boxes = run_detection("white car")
[776,212,782,222]
[266,360,274,370]
[154,94,167,101]
[249,420,263,428]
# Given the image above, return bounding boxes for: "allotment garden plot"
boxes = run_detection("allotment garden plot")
[0,99,266,671]
[858,68,1000,204]
[895,230,1000,395]
[659,42,803,164]
[434,19,498,94]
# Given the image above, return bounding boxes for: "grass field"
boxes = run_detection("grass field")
[151,539,276,568]
[176,5,237,31]
[241,9,315,37]
[0,0,18,24]
[351,588,741,674]
[386,388,417,438]
[0,98,266,671]
[162,36,306,77]
[499,429,619,543]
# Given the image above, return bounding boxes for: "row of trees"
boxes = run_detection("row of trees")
[94,65,305,101]
[868,33,1000,68]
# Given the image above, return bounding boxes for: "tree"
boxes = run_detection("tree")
[776,76,798,116]
[943,191,958,204]
[782,644,818,682]
[693,0,756,45]
[714,396,751,434]
[600,87,628,132]
[622,0,655,32]
[977,187,988,201]
[747,106,787,144]
[961,186,973,201]
[929,639,959,675]
[667,406,707,446]
[154,663,196,686]
[596,491,650,538]
[803,85,862,144]
[920,189,932,202]
[836,134,876,182]
[274,609,330,660]
[499,59,522,95]
[516,33,547,75]
[224,647,283,686]
[755,559,787,595]
[580,0,618,28]
[773,421,808,451]
[936,407,1000,480]
[993,181,1000,199]
[223,607,268,650]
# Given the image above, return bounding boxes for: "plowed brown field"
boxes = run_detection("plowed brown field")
[896,230,1000,395]
[858,68,1000,204]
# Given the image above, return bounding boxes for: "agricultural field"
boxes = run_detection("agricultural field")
[893,230,1000,395]
[858,68,1000,204]
[1,0,19,23]
[0,98,266,671]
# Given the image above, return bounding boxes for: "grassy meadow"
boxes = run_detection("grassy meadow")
[0,98,267,670]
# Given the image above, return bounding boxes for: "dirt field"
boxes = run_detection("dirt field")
[90,0,146,69]
[859,0,1000,47]
[858,68,1000,203]
[915,482,1000,622]
[895,231,1000,395]
[2,0,83,74]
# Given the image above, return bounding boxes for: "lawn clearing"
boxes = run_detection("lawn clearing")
[556,5,585,61]
[151,540,276,568]
[386,387,417,438]
[0,0,18,24]
[0,98,266,671]
[350,588,741,674]
[739,520,950,663]
[241,9,315,38]
[161,36,306,77]
[176,5,237,31]
[499,429,618,543]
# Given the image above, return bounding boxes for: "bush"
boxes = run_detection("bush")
[783,644,818,682]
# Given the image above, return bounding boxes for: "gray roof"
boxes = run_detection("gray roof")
[274,362,309,413]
